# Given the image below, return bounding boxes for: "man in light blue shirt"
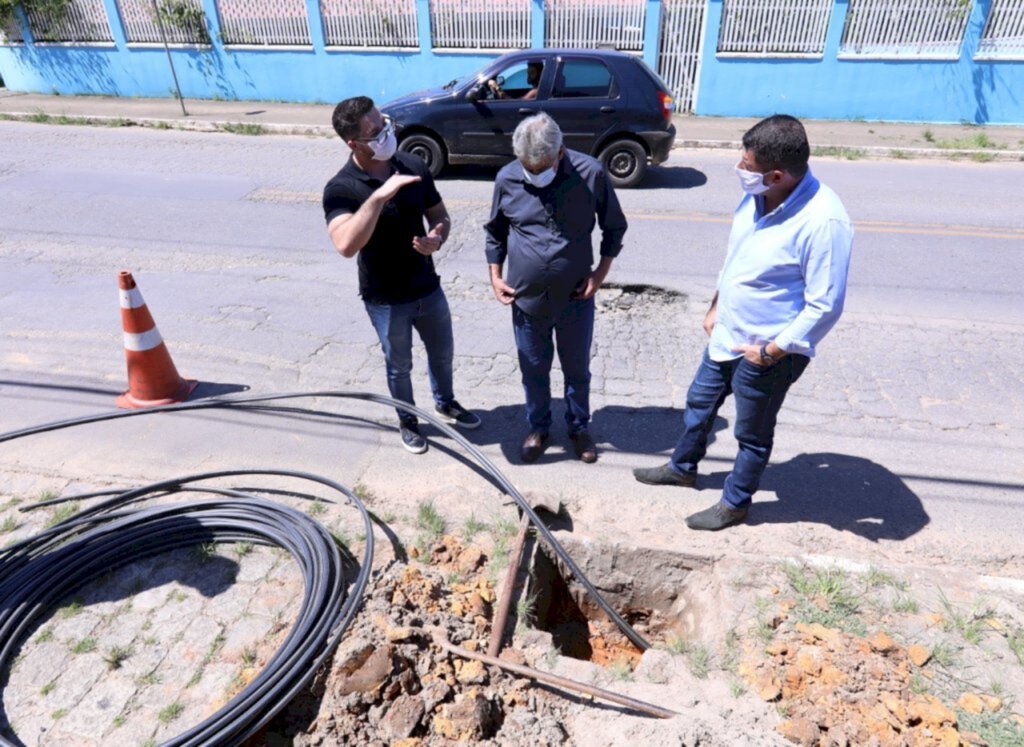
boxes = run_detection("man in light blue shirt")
[633,115,853,531]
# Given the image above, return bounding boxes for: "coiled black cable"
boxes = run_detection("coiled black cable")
[0,390,650,745]
[0,470,373,747]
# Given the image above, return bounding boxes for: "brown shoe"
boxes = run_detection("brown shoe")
[570,431,598,463]
[520,431,550,463]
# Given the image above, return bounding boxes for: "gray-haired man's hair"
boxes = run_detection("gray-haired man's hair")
[513,112,562,168]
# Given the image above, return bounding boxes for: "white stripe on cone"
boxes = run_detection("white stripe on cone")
[119,287,146,309]
[123,328,164,352]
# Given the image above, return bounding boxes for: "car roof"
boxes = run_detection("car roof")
[499,48,640,61]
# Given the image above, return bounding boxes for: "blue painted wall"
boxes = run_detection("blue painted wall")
[0,0,498,104]
[1,0,1022,123]
[696,0,1024,125]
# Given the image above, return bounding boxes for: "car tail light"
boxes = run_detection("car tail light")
[658,91,674,123]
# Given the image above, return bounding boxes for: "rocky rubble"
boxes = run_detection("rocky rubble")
[740,620,1010,747]
[293,536,570,746]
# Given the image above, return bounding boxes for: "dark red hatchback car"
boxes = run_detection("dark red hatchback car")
[381,48,676,187]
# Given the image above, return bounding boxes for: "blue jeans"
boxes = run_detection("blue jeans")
[364,287,455,424]
[512,298,594,435]
[670,348,809,509]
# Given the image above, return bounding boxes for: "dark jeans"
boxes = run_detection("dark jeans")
[670,348,809,509]
[364,286,455,424]
[512,298,594,435]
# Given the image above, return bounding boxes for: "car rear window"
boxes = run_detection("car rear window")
[553,59,614,98]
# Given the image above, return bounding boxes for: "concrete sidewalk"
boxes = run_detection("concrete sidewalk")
[2,89,1024,161]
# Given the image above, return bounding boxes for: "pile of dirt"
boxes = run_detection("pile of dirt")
[292,536,569,746]
[740,620,1007,746]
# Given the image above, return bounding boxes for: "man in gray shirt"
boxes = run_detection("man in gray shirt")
[485,113,628,464]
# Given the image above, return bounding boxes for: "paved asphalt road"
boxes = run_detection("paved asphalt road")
[2,122,1023,577]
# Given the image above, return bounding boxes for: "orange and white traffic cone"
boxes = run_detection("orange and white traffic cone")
[116,271,197,409]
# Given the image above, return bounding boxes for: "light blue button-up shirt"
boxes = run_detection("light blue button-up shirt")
[709,169,853,362]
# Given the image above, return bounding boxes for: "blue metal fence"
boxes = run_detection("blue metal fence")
[1,0,1022,123]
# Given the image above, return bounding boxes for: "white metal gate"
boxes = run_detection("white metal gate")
[657,0,706,113]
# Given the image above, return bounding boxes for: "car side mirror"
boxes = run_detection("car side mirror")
[467,84,484,102]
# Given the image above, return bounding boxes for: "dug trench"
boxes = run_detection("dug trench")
[259,517,1024,747]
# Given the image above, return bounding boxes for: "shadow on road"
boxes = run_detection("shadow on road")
[703,452,931,542]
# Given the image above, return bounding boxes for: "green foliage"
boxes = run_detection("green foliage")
[155,0,209,43]
[157,702,184,723]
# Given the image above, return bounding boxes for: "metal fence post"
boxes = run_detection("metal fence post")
[416,0,432,51]
[13,4,34,44]
[306,0,326,51]
[642,0,662,69]
[99,0,129,47]
[823,0,847,59]
[962,0,992,60]
[198,0,223,48]
[531,0,544,48]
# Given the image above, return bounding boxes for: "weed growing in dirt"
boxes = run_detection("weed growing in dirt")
[353,483,374,504]
[959,710,1024,747]
[57,598,85,620]
[687,645,712,679]
[0,516,17,534]
[307,498,327,517]
[329,525,351,549]
[113,714,127,728]
[812,145,865,160]
[462,514,487,540]
[50,709,67,720]
[515,591,538,633]
[44,501,80,528]
[104,646,133,670]
[40,680,55,696]
[234,541,254,558]
[863,567,907,591]
[193,542,217,563]
[188,630,226,687]
[416,500,446,537]
[929,640,958,668]
[891,149,912,159]
[730,681,747,697]
[158,702,184,723]
[241,647,257,666]
[166,589,187,603]
[939,592,994,645]
[892,595,920,614]
[665,633,688,655]
[35,627,54,643]
[909,673,930,694]
[218,122,267,136]
[784,564,863,634]
[137,671,162,686]
[607,658,633,681]
[71,637,97,654]
[1008,627,1024,666]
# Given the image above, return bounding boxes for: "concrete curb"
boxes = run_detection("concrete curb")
[3,110,1023,162]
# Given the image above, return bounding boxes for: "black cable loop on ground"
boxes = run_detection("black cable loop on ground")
[0,390,650,745]
[0,390,650,650]
[0,470,373,747]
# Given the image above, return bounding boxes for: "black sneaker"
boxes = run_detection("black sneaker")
[685,502,748,531]
[399,422,427,454]
[435,400,481,429]
[632,464,697,488]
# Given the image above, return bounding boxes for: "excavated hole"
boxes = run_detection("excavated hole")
[597,282,688,312]
[525,537,720,669]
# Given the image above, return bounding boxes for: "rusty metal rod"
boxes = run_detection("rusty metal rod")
[431,628,678,720]
[487,512,531,657]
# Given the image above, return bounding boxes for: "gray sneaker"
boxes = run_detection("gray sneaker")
[435,400,481,429]
[399,422,427,454]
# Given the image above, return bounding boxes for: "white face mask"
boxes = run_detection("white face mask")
[735,165,771,196]
[369,127,397,161]
[524,163,557,188]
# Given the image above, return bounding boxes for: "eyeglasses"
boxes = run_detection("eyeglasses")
[354,117,393,145]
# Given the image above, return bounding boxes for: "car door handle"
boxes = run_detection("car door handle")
[600,106,616,113]
[517,108,533,115]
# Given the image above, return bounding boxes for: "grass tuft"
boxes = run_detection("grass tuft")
[45,501,80,528]
[71,637,97,655]
[158,702,184,723]
[103,645,133,670]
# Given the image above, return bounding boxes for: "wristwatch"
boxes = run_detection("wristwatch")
[759,344,777,365]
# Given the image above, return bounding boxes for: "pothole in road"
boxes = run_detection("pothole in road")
[598,282,688,314]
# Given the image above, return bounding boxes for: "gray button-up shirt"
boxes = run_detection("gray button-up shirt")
[484,149,627,318]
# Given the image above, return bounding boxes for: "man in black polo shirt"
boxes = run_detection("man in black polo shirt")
[322,96,480,454]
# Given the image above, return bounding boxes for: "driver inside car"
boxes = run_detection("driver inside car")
[487,62,543,101]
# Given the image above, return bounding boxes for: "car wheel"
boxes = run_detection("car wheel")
[398,133,445,178]
[599,139,648,188]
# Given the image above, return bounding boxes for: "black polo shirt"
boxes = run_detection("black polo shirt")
[323,151,442,305]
